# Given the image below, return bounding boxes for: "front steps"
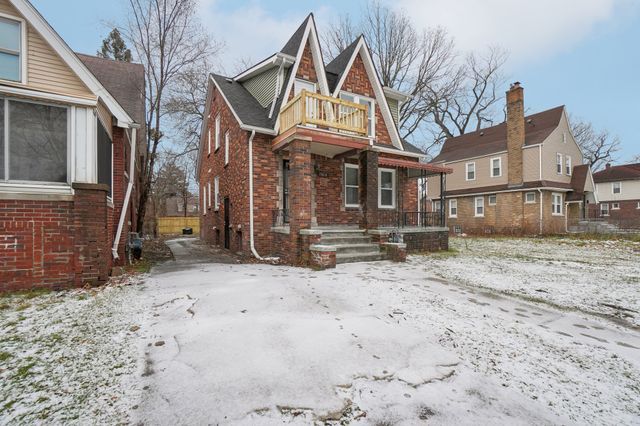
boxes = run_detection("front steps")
[318,229,387,264]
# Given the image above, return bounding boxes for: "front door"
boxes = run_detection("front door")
[224,197,230,249]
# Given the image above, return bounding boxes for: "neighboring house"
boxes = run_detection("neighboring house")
[428,83,597,235]
[0,0,145,292]
[592,163,640,228]
[197,14,451,268]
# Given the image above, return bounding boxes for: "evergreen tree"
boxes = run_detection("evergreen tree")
[97,28,132,62]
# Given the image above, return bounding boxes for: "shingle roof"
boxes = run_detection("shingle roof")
[281,14,311,57]
[432,106,565,163]
[566,164,590,201]
[593,163,640,183]
[401,139,425,155]
[211,73,274,129]
[325,36,361,93]
[77,53,145,125]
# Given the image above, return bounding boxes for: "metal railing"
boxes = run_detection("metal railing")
[272,209,289,227]
[377,211,444,228]
[279,90,368,136]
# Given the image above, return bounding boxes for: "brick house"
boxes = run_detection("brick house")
[197,15,451,268]
[428,83,597,235]
[0,0,145,291]
[592,163,640,229]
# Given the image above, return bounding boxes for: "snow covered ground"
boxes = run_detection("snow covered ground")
[1,237,639,425]
[0,276,146,424]
[422,237,640,326]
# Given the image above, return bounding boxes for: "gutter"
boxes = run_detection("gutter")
[112,127,137,260]
[248,130,263,260]
[268,58,287,119]
[537,189,543,235]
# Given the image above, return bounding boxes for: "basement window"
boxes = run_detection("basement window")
[525,192,536,203]
[0,16,23,83]
[488,194,497,205]
[612,202,620,210]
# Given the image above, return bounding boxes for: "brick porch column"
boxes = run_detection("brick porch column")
[289,139,312,261]
[359,150,378,229]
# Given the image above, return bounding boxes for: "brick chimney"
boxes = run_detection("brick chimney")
[506,82,524,187]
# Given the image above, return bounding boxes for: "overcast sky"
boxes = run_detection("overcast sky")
[31,0,640,164]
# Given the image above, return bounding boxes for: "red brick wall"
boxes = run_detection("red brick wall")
[340,53,392,146]
[112,127,127,263]
[314,156,361,226]
[296,41,318,84]
[595,199,640,228]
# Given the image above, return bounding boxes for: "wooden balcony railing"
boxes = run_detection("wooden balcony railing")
[279,90,368,136]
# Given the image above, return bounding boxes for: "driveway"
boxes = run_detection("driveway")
[132,238,640,425]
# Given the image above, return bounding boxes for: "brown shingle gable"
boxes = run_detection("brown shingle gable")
[432,106,565,163]
[593,163,640,183]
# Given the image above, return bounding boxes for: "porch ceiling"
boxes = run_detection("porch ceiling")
[378,157,453,176]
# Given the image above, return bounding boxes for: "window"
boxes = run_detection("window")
[488,194,497,205]
[294,78,316,95]
[344,164,359,207]
[491,157,502,177]
[207,128,211,155]
[433,200,441,212]
[601,203,609,216]
[340,92,375,138]
[637,201,640,210]
[556,153,563,174]
[0,16,23,82]
[202,187,207,215]
[449,199,457,218]
[1,98,68,183]
[552,193,563,216]
[214,114,220,151]
[466,162,476,181]
[562,132,567,144]
[378,168,396,208]
[207,182,211,208]
[224,131,229,165]
[612,182,621,194]
[612,202,620,210]
[214,176,220,210]
[525,192,536,203]
[474,196,484,217]
[565,155,572,175]
[97,119,112,196]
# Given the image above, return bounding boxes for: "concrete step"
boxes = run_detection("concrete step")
[336,251,387,264]
[320,229,367,238]
[334,243,381,255]
[320,235,372,245]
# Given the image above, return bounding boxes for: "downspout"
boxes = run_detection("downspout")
[537,189,543,235]
[248,130,263,260]
[112,127,137,260]
[268,59,286,119]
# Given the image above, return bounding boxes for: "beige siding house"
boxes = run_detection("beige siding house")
[428,83,597,235]
[592,163,640,228]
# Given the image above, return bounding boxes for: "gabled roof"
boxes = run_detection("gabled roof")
[593,163,640,183]
[211,73,275,131]
[7,0,135,126]
[566,164,591,201]
[325,36,361,93]
[77,54,145,126]
[281,15,312,57]
[432,106,565,163]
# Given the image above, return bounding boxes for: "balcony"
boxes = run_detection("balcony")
[279,90,369,137]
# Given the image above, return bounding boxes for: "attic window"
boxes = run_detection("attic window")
[0,16,24,83]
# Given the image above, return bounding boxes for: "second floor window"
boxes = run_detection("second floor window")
[491,157,501,177]
[466,162,476,181]
[340,92,375,138]
[556,153,563,174]
[565,155,572,175]
[612,182,621,194]
[0,16,22,82]
[224,131,230,165]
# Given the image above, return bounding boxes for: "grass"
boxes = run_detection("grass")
[0,351,12,362]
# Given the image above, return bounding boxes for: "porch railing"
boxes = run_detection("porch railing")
[279,90,368,136]
[272,209,289,227]
[378,211,444,228]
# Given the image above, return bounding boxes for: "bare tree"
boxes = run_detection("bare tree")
[631,154,640,163]
[570,117,621,171]
[123,0,218,233]
[323,1,508,156]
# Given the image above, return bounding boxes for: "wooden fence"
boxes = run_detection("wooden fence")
[156,216,200,235]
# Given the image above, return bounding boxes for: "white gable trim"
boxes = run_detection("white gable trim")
[331,38,403,150]
[9,0,135,127]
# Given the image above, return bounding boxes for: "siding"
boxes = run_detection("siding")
[0,0,93,99]
[440,152,509,191]
[595,180,640,202]
[96,100,113,139]
[522,145,540,182]
[386,97,399,124]
[243,66,279,108]
[540,110,584,183]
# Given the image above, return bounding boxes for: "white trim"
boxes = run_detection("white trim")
[552,192,563,216]
[0,182,72,195]
[611,202,620,210]
[383,86,411,102]
[214,176,220,211]
[0,85,97,106]
[233,53,293,82]
[600,202,609,216]
[0,12,27,84]
[331,37,404,150]
[111,127,137,260]
[474,196,485,217]
[488,194,497,205]
[490,156,502,178]
[370,144,426,159]
[612,181,622,195]
[214,114,220,151]
[565,155,572,175]
[465,162,476,181]
[525,191,536,204]
[443,186,572,199]
[344,163,359,208]
[448,198,457,218]
[207,127,211,155]
[201,185,207,216]
[378,167,396,209]
[8,0,134,126]
[224,130,230,165]
[207,181,212,208]
[340,90,376,139]
[556,153,563,175]
[538,145,543,181]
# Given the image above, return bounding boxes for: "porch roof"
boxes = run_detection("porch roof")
[378,157,453,176]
